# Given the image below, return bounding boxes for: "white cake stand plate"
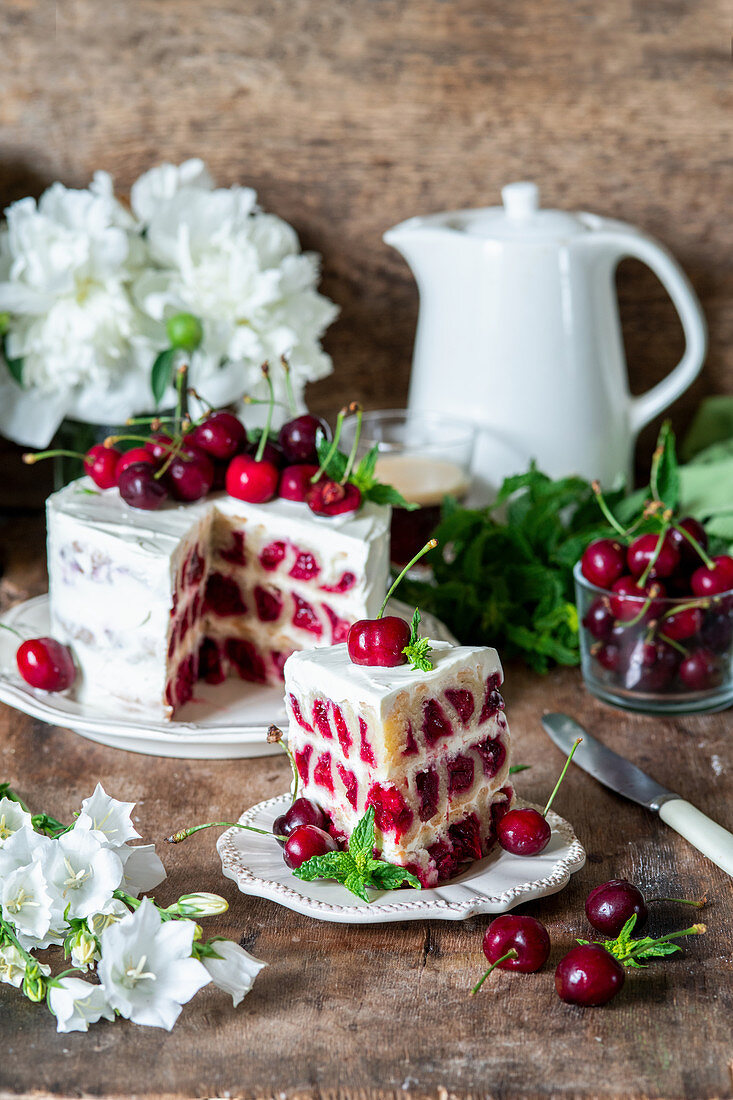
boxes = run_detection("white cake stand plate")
[218,794,586,923]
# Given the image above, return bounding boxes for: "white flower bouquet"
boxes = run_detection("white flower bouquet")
[0,782,265,1032]
[0,159,338,448]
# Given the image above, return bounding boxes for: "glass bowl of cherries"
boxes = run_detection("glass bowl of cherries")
[576,511,733,714]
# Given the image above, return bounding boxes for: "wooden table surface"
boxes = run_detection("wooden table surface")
[0,519,731,1100]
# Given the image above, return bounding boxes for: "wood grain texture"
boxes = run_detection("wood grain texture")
[0,523,731,1100]
[0,0,731,513]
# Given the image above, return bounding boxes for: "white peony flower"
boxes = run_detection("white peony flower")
[73,783,141,848]
[97,898,210,1029]
[45,830,123,920]
[201,939,267,1007]
[1,861,53,940]
[47,976,115,1033]
[0,798,33,845]
[130,158,215,224]
[117,843,166,898]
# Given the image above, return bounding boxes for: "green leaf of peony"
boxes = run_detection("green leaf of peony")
[150,348,177,405]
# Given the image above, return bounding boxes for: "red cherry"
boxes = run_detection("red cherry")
[226,453,279,504]
[245,438,284,469]
[118,463,169,510]
[691,556,733,597]
[585,879,648,937]
[347,617,411,667]
[115,447,157,481]
[279,464,319,502]
[278,414,328,464]
[627,532,680,580]
[307,479,362,517]
[273,798,329,838]
[678,648,719,691]
[580,539,626,589]
[668,517,708,569]
[481,914,551,974]
[145,433,175,461]
[609,576,665,622]
[16,637,76,691]
[595,641,622,672]
[662,606,704,641]
[555,944,625,1006]
[190,411,247,460]
[582,598,614,641]
[496,807,551,856]
[283,825,339,870]
[166,450,215,502]
[83,444,120,490]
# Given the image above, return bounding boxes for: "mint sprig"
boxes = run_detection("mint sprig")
[402,607,434,672]
[293,807,421,902]
[577,912,706,969]
[315,436,418,511]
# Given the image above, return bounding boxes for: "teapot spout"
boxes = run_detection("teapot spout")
[383,214,463,275]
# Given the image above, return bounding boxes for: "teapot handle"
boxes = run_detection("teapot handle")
[599,231,707,434]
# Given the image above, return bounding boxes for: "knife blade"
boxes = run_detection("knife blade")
[542,712,733,877]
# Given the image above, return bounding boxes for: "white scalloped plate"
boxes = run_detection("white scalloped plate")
[218,794,586,923]
[0,595,455,759]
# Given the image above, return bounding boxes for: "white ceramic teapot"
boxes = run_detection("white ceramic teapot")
[384,182,707,495]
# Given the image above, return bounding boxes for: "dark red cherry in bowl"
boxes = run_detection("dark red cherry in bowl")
[307,479,362,517]
[118,463,169,510]
[555,943,625,1006]
[585,879,648,937]
[83,444,121,490]
[580,539,626,589]
[662,606,704,641]
[278,414,328,465]
[347,616,411,667]
[115,447,157,481]
[226,453,279,504]
[279,464,319,502]
[190,411,247,461]
[668,516,708,568]
[627,532,680,580]
[482,914,551,973]
[166,450,215,502]
[678,647,719,691]
[283,824,339,870]
[609,576,665,622]
[496,807,552,856]
[16,637,76,692]
[691,555,733,598]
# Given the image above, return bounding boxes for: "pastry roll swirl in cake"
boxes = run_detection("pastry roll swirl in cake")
[284,641,514,887]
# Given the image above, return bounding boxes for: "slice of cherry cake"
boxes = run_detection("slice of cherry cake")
[284,640,514,887]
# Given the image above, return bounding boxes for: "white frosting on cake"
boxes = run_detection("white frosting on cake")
[46,478,391,716]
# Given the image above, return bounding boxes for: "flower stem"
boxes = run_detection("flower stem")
[281,354,297,417]
[378,540,439,619]
[543,738,582,817]
[470,949,518,994]
[255,363,274,463]
[165,821,285,843]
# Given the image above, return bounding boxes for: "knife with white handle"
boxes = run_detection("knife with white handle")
[542,713,733,877]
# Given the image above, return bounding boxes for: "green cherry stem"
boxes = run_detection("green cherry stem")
[638,527,669,588]
[653,894,707,908]
[657,631,688,657]
[591,481,628,539]
[673,524,716,570]
[0,622,24,642]
[267,724,298,801]
[165,821,286,843]
[378,539,438,619]
[281,354,298,417]
[311,406,347,484]
[340,402,362,485]
[470,949,518,995]
[618,923,706,964]
[22,449,86,465]
[543,738,582,818]
[254,363,274,464]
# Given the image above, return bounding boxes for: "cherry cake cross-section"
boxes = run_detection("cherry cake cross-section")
[46,480,390,718]
[284,641,514,887]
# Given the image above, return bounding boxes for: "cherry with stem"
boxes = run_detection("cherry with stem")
[496,738,582,856]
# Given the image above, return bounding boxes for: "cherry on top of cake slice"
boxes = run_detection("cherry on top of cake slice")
[347,539,438,670]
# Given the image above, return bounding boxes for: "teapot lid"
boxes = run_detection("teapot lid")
[460,182,586,241]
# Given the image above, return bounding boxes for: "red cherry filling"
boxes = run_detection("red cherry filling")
[331,704,352,753]
[83,444,120,489]
[306,479,361,516]
[585,879,648,937]
[253,585,282,622]
[311,698,333,739]
[336,763,359,810]
[347,616,411,667]
[204,573,246,616]
[292,595,322,636]
[358,717,377,767]
[294,744,313,782]
[367,783,413,839]
[259,541,286,570]
[497,807,551,856]
[421,698,452,745]
[321,571,357,594]
[479,674,504,722]
[448,814,483,862]
[312,752,334,792]
[415,766,439,821]
[555,943,625,1006]
[476,735,507,778]
[279,464,320,502]
[289,694,313,732]
[447,753,474,795]
[283,825,338,870]
[290,551,320,581]
[220,530,247,566]
[225,638,266,682]
[445,688,475,726]
[16,637,76,691]
[226,453,279,504]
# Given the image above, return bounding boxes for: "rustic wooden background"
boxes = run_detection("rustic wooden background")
[0,0,731,507]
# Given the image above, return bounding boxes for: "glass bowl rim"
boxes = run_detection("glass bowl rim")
[341,408,476,449]
[572,559,733,605]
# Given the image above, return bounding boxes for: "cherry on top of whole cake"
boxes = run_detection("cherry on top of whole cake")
[347,539,438,669]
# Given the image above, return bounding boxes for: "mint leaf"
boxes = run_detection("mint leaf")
[315,432,348,482]
[509,764,531,774]
[633,941,682,959]
[344,870,371,902]
[402,607,434,672]
[292,850,349,882]
[353,443,380,486]
[362,482,419,511]
[368,862,421,891]
[349,805,376,857]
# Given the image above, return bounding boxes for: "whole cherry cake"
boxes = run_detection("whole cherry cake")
[283,640,514,887]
